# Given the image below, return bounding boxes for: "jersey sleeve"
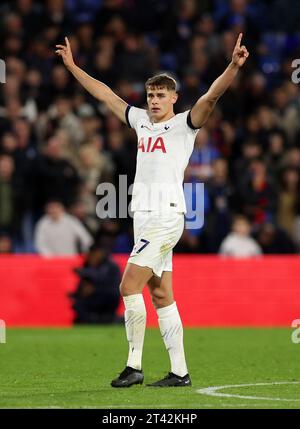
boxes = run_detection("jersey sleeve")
[178,110,201,135]
[186,110,201,130]
[125,105,147,130]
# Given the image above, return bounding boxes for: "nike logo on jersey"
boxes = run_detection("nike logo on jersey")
[141,124,170,131]
[137,137,166,153]
[140,124,152,130]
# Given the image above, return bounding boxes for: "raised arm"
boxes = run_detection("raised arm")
[55,37,128,123]
[189,33,249,129]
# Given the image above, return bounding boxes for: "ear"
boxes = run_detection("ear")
[172,92,178,104]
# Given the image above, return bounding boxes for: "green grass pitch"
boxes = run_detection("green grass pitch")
[0,327,300,409]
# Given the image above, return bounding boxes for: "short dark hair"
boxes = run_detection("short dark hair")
[145,73,177,91]
[233,214,250,223]
[45,198,65,207]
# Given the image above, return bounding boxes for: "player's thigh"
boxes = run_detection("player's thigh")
[148,271,174,308]
[120,262,153,297]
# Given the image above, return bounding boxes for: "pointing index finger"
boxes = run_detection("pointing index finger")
[65,37,70,49]
[236,33,243,48]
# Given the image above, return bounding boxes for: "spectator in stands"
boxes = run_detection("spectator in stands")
[282,147,300,170]
[243,72,269,116]
[205,158,235,252]
[176,67,207,112]
[277,167,300,236]
[68,198,98,235]
[174,228,207,253]
[255,222,296,254]
[34,200,92,256]
[0,154,23,235]
[77,143,114,228]
[161,0,202,59]
[70,244,121,324]
[186,128,220,182]
[264,131,286,181]
[0,132,18,156]
[77,106,103,143]
[217,0,262,44]
[234,138,263,183]
[33,134,81,211]
[115,33,155,84]
[0,232,13,254]
[94,218,133,253]
[272,85,300,145]
[49,95,84,145]
[238,158,277,225]
[292,216,300,253]
[256,106,280,149]
[219,214,262,257]
[12,118,37,203]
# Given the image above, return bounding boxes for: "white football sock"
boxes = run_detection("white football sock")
[123,294,146,371]
[157,302,188,377]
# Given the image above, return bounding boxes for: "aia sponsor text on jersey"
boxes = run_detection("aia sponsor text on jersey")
[137,137,166,153]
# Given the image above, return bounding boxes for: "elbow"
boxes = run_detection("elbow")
[205,93,219,106]
[201,87,220,106]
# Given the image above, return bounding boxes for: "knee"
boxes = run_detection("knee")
[120,278,139,297]
[119,280,129,297]
[120,265,150,297]
[151,288,170,308]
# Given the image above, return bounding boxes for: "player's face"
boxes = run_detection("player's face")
[146,86,178,122]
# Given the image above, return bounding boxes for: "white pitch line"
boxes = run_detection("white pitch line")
[197,381,300,402]
[3,381,300,408]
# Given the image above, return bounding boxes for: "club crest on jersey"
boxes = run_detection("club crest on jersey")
[137,137,166,153]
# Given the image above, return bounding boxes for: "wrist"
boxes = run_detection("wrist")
[228,61,239,71]
[66,62,76,73]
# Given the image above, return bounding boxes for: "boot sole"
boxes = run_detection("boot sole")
[111,376,144,388]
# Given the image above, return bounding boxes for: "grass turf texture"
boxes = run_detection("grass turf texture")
[0,327,299,409]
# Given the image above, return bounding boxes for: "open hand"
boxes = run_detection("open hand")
[55,37,75,69]
[232,33,249,67]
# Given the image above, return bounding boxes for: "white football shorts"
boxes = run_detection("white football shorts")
[128,210,184,277]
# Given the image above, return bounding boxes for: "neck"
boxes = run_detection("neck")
[150,111,175,123]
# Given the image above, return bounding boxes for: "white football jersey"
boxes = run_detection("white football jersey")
[126,106,199,213]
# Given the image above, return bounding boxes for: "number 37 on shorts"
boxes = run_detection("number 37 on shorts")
[131,238,150,256]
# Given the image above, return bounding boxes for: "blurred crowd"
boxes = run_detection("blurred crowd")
[1,0,300,256]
